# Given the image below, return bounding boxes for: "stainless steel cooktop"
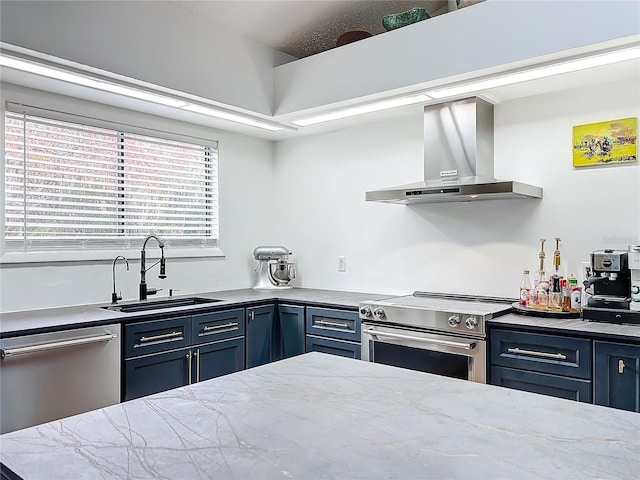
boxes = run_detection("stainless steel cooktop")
[359,291,514,337]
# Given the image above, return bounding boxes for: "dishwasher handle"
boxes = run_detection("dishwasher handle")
[1,332,117,359]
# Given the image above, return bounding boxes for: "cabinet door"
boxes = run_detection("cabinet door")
[491,366,592,403]
[124,348,191,401]
[306,335,361,359]
[194,338,245,382]
[246,305,275,368]
[279,305,305,360]
[594,341,640,412]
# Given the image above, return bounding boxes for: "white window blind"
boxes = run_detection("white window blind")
[4,108,218,252]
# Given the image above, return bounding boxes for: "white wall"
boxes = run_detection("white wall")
[0,84,279,312]
[273,79,640,298]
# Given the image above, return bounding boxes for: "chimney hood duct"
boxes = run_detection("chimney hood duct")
[365,97,542,204]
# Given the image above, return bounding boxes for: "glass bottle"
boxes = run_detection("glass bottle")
[560,278,571,312]
[519,270,532,306]
[534,271,549,310]
[568,275,582,312]
[549,275,562,311]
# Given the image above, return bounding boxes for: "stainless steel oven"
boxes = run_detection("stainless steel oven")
[360,292,512,383]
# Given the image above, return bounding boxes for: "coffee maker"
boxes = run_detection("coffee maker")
[583,249,631,309]
[629,245,640,312]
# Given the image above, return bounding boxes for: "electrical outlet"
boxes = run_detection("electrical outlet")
[337,256,347,272]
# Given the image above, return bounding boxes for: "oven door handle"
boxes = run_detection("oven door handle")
[362,327,476,350]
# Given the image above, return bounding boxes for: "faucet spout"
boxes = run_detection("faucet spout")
[140,235,167,300]
[111,256,129,304]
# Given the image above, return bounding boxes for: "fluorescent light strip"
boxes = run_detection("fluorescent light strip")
[183,104,284,132]
[292,94,432,126]
[428,47,640,99]
[0,54,286,131]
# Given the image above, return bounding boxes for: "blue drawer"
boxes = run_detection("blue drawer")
[124,316,191,358]
[306,335,361,359]
[490,329,591,380]
[192,308,244,345]
[306,307,360,342]
[491,366,592,403]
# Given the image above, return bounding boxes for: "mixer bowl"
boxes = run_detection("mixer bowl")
[269,262,296,286]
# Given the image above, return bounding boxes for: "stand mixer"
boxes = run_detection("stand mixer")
[253,246,296,289]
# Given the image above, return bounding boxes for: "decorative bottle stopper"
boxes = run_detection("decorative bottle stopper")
[538,238,546,273]
[553,237,561,273]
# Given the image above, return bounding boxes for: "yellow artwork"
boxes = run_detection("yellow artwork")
[573,117,637,167]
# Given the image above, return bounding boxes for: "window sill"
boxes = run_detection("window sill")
[0,247,225,265]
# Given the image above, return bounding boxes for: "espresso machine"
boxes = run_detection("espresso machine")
[583,249,631,309]
[253,246,296,289]
[629,245,640,312]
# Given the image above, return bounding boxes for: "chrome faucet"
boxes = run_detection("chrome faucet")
[139,235,166,301]
[111,255,129,303]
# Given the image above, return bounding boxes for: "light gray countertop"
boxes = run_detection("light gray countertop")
[1,288,640,341]
[492,312,640,340]
[1,352,638,480]
[0,288,394,337]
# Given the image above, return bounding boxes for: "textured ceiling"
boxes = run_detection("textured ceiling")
[165,1,450,59]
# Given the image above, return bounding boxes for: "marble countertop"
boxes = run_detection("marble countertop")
[2,288,640,341]
[1,352,638,480]
[492,313,640,340]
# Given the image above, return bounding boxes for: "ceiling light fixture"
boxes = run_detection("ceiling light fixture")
[182,104,285,132]
[0,52,290,132]
[427,46,640,99]
[291,94,433,126]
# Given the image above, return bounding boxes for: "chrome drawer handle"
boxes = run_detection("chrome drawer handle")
[195,349,200,382]
[507,347,567,360]
[1,333,117,359]
[203,322,238,332]
[316,320,349,329]
[363,328,475,350]
[139,331,183,343]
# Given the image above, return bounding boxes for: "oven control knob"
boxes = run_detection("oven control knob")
[360,306,372,317]
[373,308,386,319]
[465,316,479,329]
[448,314,461,327]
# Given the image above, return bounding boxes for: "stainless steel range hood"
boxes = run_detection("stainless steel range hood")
[366,97,542,204]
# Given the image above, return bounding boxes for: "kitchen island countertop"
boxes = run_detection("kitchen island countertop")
[1,352,638,480]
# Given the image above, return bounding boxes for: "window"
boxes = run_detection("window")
[3,106,218,254]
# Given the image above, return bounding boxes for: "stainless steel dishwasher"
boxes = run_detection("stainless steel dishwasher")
[0,323,121,434]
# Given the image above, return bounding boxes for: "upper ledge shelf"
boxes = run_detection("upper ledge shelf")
[272,0,640,117]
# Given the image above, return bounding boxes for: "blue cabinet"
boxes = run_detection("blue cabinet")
[196,338,245,382]
[489,328,592,403]
[594,341,640,412]
[491,366,592,403]
[306,335,361,359]
[246,304,276,368]
[124,347,191,401]
[279,305,305,359]
[305,307,361,359]
[123,309,246,400]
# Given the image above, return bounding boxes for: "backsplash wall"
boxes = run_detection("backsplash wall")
[273,79,640,298]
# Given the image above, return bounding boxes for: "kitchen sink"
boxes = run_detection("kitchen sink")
[102,297,222,313]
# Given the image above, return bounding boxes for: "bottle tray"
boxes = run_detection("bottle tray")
[511,302,581,319]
